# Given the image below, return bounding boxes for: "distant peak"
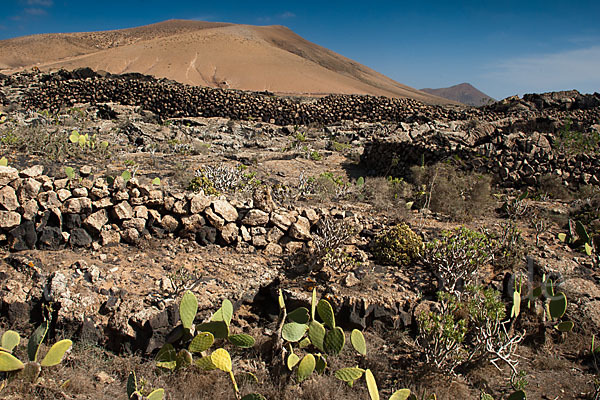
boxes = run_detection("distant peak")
[420,83,494,107]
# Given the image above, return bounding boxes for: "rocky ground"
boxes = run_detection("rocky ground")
[0,70,599,399]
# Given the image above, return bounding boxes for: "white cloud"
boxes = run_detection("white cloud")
[484,46,600,98]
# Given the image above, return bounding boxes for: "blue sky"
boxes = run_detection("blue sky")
[1,1,599,99]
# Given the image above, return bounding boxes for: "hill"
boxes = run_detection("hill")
[0,19,452,104]
[420,82,494,106]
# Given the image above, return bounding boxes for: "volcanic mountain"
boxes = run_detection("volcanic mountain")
[0,19,451,104]
[420,83,495,106]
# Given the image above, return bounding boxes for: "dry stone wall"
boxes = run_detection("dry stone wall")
[0,164,336,254]
[7,69,462,126]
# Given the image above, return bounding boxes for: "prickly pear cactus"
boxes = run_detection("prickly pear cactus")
[324,327,345,355]
[365,369,380,400]
[211,348,232,372]
[282,322,308,342]
[0,351,24,372]
[211,299,234,326]
[228,334,255,348]
[287,352,300,370]
[296,354,316,382]
[389,389,411,400]
[188,332,215,353]
[350,329,367,355]
[179,291,198,330]
[40,339,72,367]
[0,330,20,352]
[548,292,567,320]
[334,367,365,384]
[308,321,326,351]
[288,307,310,324]
[317,299,335,329]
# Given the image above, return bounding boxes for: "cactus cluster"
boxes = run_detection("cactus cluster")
[0,317,72,386]
[155,291,263,400]
[558,219,595,256]
[278,288,366,383]
[525,274,574,332]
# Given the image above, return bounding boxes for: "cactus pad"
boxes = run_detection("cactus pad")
[282,322,308,342]
[324,327,345,355]
[1,330,20,353]
[308,321,326,351]
[156,343,177,370]
[179,291,198,330]
[334,367,365,383]
[389,389,411,400]
[288,307,310,324]
[175,349,193,369]
[365,369,380,400]
[278,289,286,311]
[189,332,215,353]
[127,371,137,398]
[575,220,590,243]
[350,329,367,355]
[311,288,317,320]
[211,299,234,326]
[317,299,336,329]
[28,320,49,362]
[556,320,574,332]
[507,390,526,400]
[228,334,256,348]
[0,351,24,372]
[287,353,300,370]
[195,355,217,370]
[511,290,521,318]
[40,339,72,367]
[549,292,567,320]
[315,353,327,374]
[296,354,316,382]
[197,321,229,339]
[147,389,165,400]
[211,348,232,372]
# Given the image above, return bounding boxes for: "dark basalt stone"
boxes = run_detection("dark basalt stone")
[69,228,92,248]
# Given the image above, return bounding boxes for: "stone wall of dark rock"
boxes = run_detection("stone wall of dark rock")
[361,129,600,189]
[4,69,469,126]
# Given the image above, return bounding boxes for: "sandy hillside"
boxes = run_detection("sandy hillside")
[0,19,452,104]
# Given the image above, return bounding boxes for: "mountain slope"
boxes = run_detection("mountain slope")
[420,83,494,106]
[0,20,452,104]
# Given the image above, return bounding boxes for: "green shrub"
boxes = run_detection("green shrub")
[416,286,522,375]
[554,119,600,156]
[420,227,494,293]
[372,223,423,266]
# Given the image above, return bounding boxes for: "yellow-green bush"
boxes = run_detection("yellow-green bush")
[372,223,423,266]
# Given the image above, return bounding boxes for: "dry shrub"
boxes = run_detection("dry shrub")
[362,176,412,218]
[411,163,493,221]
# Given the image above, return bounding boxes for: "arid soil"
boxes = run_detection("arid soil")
[0,70,599,400]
